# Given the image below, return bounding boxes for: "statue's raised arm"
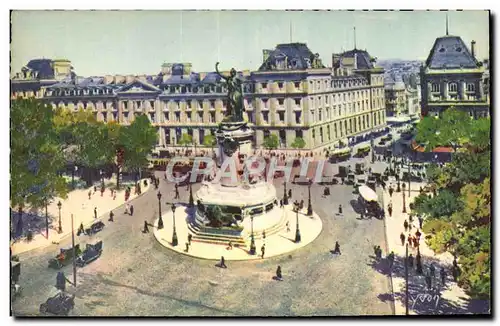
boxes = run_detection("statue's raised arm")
[215,62,229,81]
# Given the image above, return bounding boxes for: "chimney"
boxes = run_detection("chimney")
[471,40,476,58]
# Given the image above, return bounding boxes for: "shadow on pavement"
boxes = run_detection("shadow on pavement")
[368,253,490,315]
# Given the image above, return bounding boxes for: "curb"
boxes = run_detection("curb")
[152,208,323,262]
[378,186,397,316]
[14,180,154,257]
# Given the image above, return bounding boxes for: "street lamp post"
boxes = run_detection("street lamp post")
[294,201,301,243]
[283,182,289,205]
[57,201,62,234]
[307,180,313,216]
[188,182,194,207]
[171,203,178,246]
[45,199,49,239]
[157,192,164,229]
[405,243,409,315]
[249,214,256,255]
[402,183,407,213]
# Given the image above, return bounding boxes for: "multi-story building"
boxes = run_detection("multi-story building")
[384,80,420,118]
[11,43,387,151]
[420,33,489,118]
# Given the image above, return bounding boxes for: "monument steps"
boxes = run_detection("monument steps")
[242,208,288,241]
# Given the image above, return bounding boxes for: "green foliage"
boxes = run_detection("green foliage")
[178,133,193,146]
[291,137,306,149]
[263,134,279,149]
[119,114,157,175]
[202,134,216,147]
[10,98,68,208]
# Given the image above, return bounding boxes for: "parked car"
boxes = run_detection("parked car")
[39,292,75,316]
[48,245,82,269]
[84,221,105,236]
[76,241,103,267]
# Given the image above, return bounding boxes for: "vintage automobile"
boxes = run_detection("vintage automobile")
[48,245,82,269]
[329,148,351,163]
[84,221,105,236]
[75,241,103,267]
[367,175,377,190]
[338,166,349,178]
[346,173,356,185]
[39,292,75,316]
[11,260,21,301]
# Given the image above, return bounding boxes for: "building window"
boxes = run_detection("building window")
[262,112,269,123]
[295,112,302,124]
[261,82,268,89]
[294,81,301,88]
[312,129,315,139]
[319,127,324,143]
[278,98,284,106]
[449,82,458,92]
[277,82,283,89]
[466,83,475,92]
[327,125,331,140]
[210,100,215,108]
[318,109,322,121]
[295,130,303,139]
[198,112,203,122]
[175,112,180,122]
[431,83,440,93]
[247,112,254,123]
[295,98,301,106]
[278,111,285,123]
[334,123,338,138]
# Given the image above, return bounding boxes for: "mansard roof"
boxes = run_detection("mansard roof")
[25,59,55,79]
[118,79,161,92]
[258,42,324,71]
[163,73,200,85]
[335,49,375,70]
[425,35,478,69]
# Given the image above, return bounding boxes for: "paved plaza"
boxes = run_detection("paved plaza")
[11,179,152,255]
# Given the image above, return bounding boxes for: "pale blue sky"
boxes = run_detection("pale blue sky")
[11,10,489,76]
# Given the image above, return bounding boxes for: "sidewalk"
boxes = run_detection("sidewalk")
[11,178,152,255]
[152,204,323,261]
[381,180,478,315]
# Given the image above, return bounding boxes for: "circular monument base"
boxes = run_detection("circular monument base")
[152,204,323,261]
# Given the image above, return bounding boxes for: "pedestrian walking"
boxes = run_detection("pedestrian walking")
[341,177,344,185]
[388,186,394,197]
[288,189,292,199]
[418,216,423,229]
[276,266,283,280]
[430,263,436,278]
[408,254,414,268]
[338,204,343,215]
[262,230,266,241]
[440,267,446,286]
[227,241,233,250]
[110,188,114,197]
[415,229,422,240]
[299,200,304,210]
[94,207,97,219]
[286,221,290,232]
[388,204,393,217]
[376,246,382,259]
[333,241,341,255]
[143,221,149,233]
[77,223,85,236]
[185,242,189,252]
[404,220,409,232]
[280,199,283,208]
[261,245,265,259]
[130,205,134,216]
[219,256,227,269]
[93,185,97,194]
[188,234,192,245]
[113,192,116,200]
[175,188,180,199]
[425,273,432,290]
[125,203,130,215]
[88,190,92,200]
[109,211,114,222]
[100,187,104,197]
[387,251,395,268]
[400,232,406,246]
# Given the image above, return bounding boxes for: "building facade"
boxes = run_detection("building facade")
[420,35,489,118]
[11,43,387,151]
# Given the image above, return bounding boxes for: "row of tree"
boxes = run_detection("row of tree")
[414,108,491,299]
[10,98,157,211]
[262,134,306,150]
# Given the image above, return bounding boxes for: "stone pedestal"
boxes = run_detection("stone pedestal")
[215,121,254,187]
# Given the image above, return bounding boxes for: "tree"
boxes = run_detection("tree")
[119,114,157,181]
[291,137,306,149]
[263,134,279,149]
[10,98,68,231]
[202,134,216,147]
[178,133,193,146]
